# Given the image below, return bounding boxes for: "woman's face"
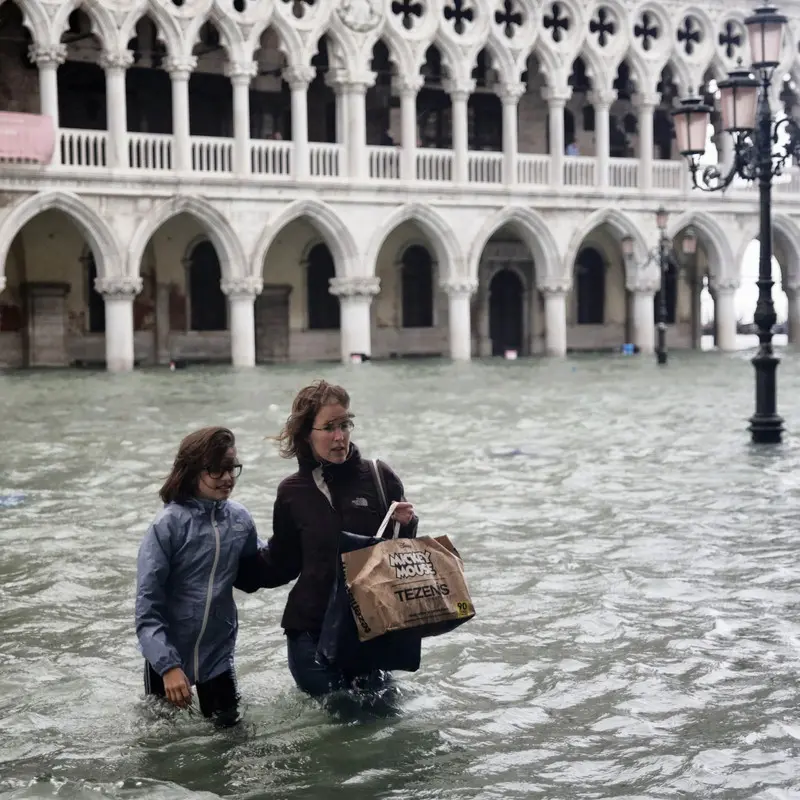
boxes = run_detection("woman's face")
[309,403,353,464]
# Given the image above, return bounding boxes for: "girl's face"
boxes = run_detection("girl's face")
[308,403,353,464]
[197,446,241,502]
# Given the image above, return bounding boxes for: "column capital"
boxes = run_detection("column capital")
[499,82,526,104]
[393,75,424,95]
[221,276,263,299]
[225,61,257,85]
[283,64,316,90]
[634,91,661,110]
[538,277,571,295]
[626,263,661,294]
[29,44,66,67]
[329,276,380,298]
[443,79,475,101]
[95,276,142,298]
[165,55,197,78]
[442,278,477,297]
[713,277,740,293]
[327,69,376,93]
[589,89,617,109]
[100,50,134,71]
[542,86,572,106]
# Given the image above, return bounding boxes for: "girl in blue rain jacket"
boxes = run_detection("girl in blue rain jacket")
[135,425,260,725]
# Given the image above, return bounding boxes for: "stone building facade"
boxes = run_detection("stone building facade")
[1,0,800,370]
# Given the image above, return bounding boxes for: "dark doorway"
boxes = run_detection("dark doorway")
[86,252,105,333]
[307,243,339,330]
[489,269,523,355]
[401,245,434,328]
[576,247,605,324]
[188,241,226,331]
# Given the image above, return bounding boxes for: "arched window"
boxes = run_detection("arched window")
[85,251,105,333]
[401,245,434,328]
[307,243,339,330]
[188,241,226,331]
[489,269,523,356]
[576,248,605,324]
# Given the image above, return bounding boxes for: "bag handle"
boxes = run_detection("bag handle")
[369,459,400,540]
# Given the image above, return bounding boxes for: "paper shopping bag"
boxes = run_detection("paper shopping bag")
[341,533,476,643]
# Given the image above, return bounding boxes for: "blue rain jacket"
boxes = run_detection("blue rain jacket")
[135,497,259,685]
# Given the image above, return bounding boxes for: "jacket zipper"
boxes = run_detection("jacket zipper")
[193,506,221,683]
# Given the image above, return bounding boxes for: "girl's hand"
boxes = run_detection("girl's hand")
[392,502,415,526]
[163,667,193,708]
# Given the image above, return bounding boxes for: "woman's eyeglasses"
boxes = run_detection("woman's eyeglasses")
[205,462,243,479]
[313,419,355,434]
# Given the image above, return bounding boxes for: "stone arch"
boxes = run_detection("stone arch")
[478,36,517,86]
[468,206,561,284]
[0,191,121,283]
[185,7,245,63]
[7,0,49,48]
[365,204,461,281]
[245,12,312,67]
[736,214,800,286]
[51,0,117,52]
[667,210,735,282]
[565,208,647,283]
[118,4,182,59]
[128,195,246,280]
[250,199,358,278]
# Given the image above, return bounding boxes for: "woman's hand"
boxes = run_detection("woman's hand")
[392,502,416,525]
[163,667,193,708]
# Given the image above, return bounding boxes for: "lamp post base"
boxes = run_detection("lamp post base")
[749,350,784,444]
[656,350,668,365]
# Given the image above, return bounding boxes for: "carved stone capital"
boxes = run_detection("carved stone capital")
[225,61,257,84]
[634,91,661,111]
[29,44,66,68]
[100,50,134,72]
[626,262,661,294]
[221,276,263,299]
[393,74,424,96]
[329,276,380,298]
[443,79,476,101]
[589,89,617,109]
[442,279,477,297]
[95,276,143,298]
[165,56,197,78]
[538,278,571,295]
[713,277,740,293]
[542,86,572,106]
[499,82,526,104]
[282,65,316,90]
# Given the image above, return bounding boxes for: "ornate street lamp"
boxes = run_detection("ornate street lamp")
[672,4,790,445]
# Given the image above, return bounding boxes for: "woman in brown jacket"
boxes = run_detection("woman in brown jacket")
[238,379,417,696]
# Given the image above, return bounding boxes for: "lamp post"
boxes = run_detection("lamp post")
[671,4,790,444]
[622,210,697,365]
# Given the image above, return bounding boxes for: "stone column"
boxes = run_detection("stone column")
[543,87,570,186]
[635,93,658,191]
[632,288,657,354]
[226,61,256,177]
[329,276,380,363]
[335,74,374,180]
[540,279,569,356]
[222,277,262,367]
[443,279,477,361]
[96,276,142,373]
[500,82,524,187]
[101,50,132,170]
[444,80,474,184]
[397,76,422,181]
[590,89,616,188]
[714,278,739,351]
[167,56,196,173]
[786,281,800,344]
[284,65,314,179]
[31,45,65,164]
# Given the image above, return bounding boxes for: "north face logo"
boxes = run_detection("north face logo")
[352,497,368,508]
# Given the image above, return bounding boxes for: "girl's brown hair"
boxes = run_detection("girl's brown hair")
[275,380,350,460]
[160,426,236,504]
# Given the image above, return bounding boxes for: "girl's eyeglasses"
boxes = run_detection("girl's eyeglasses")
[205,463,243,479]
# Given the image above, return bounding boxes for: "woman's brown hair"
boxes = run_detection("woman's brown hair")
[275,380,350,460]
[160,426,236,504]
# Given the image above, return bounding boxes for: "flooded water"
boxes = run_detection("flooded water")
[2,348,800,800]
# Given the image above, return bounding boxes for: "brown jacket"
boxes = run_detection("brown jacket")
[236,444,417,634]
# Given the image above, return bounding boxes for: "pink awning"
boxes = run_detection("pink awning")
[0,112,55,165]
